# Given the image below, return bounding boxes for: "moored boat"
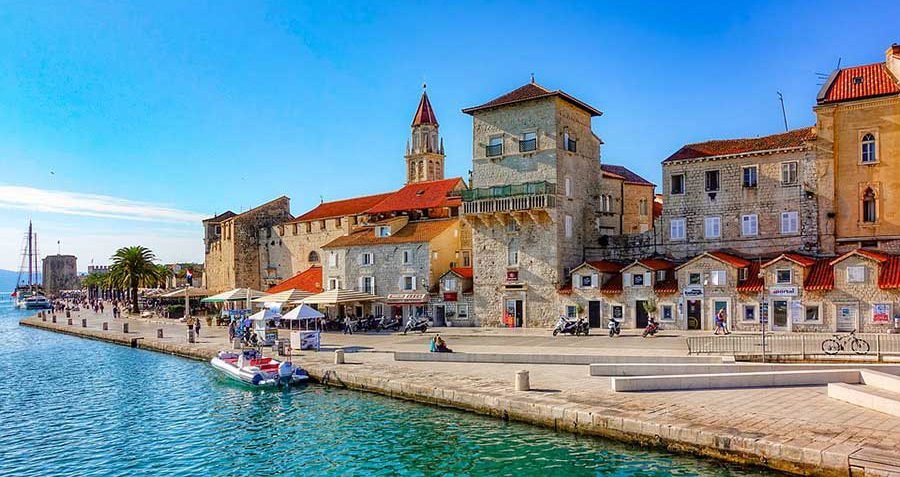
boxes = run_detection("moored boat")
[22,295,52,310]
[210,349,308,387]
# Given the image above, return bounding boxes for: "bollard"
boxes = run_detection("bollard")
[188,329,195,344]
[42,314,46,322]
[81,319,87,328]
[66,310,71,318]
[157,329,164,339]
[123,323,129,334]
[67,318,73,326]
[52,316,57,323]
[232,338,242,350]
[334,349,345,364]
[515,370,530,391]
[102,322,108,331]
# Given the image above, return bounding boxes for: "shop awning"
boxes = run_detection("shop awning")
[159,287,211,298]
[385,293,429,304]
[251,289,313,304]
[201,288,269,303]
[296,289,381,305]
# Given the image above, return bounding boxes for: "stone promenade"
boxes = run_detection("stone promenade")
[20,309,900,477]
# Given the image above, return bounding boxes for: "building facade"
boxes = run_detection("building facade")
[42,254,78,294]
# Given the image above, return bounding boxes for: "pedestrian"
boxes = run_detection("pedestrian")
[714,309,727,335]
[228,320,236,342]
[719,309,731,335]
[99,302,104,314]
[194,317,201,337]
[343,315,353,334]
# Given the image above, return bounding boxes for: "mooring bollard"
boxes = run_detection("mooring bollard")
[81,319,87,328]
[42,314,47,322]
[66,310,71,318]
[515,370,530,391]
[52,315,57,323]
[188,329,195,343]
[67,318,73,326]
[122,323,129,334]
[335,349,345,364]
[157,329,163,339]
[102,322,108,331]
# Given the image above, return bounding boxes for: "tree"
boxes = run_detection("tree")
[109,246,159,314]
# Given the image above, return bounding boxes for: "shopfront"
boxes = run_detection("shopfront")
[385,293,429,324]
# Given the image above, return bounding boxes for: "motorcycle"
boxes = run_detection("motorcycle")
[642,320,660,338]
[403,316,429,334]
[607,317,621,337]
[553,316,589,336]
[377,315,402,332]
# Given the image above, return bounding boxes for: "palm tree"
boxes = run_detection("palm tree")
[109,246,158,313]
[152,264,173,289]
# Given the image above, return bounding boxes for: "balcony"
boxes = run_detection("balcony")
[485,143,503,157]
[518,138,537,153]
[462,181,557,215]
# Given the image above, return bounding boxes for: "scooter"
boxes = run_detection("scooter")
[403,316,429,334]
[553,316,589,336]
[607,318,621,337]
[377,315,402,332]
[642,320,660,338]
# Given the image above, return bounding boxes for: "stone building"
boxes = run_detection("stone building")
[814,44,900,254]
[461,80,604,327]
[562,260,626,328]
[434,267,475,327]
[598,164,655,235]
[42,254,78,294]
[660,127,821,260]
[203,197,292,292]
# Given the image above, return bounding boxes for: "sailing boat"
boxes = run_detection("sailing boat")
[12,221,49,309]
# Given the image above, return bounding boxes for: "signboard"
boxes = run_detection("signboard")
[682,287,703,298]
[769,286,798,297]
[386,293,429,304]
[791,300,804,324]
[759,302,769,324]
[873,303,891,323]
[506,270,519,282]
[443,292,458,302]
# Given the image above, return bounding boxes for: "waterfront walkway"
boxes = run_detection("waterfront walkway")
[21,309,900,477]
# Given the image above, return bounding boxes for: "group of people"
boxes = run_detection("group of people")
[714,308,731,335]
[429,334,452,353]
[185,315,202,337]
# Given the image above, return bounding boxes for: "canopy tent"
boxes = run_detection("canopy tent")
[250,289,313,304]
[159,287,210,298]
[295,289,381,305]
[282,304,325,330]
[248,308,281,321]
[201,288,268,303]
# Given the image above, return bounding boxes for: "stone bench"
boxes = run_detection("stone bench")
[590,362,900,377]
[394,351,726,365]
[610,369,866,392]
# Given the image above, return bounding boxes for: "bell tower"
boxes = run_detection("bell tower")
[405,84,445,184]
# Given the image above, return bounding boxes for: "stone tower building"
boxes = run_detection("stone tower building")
[405,86,445,184]
[42,254,78,294]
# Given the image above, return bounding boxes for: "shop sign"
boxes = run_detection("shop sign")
[873,303,891,323]
[506,270,519,282]
[386,293,429,304]
[443,292,458,302]
[769,286,798,297]
[682,287,703,298]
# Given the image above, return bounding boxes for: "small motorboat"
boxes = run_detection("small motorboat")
[22,295,53,310]
[210,349,308,387]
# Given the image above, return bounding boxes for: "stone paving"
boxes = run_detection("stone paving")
[21,309,900,476]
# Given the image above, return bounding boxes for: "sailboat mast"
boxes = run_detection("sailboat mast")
[33,232,38,290]
[27,222,32,288]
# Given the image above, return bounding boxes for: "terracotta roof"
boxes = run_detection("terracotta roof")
[736,262,764,293]
[600,274,623,294]
[634,258,675,271]
[830,248,891,266]
[706,251,751,269]
[322,219,456,248]
[292,192,393,223]
[654,275,678,295]
[762,252,817,269]
[462,81,602,117]
[663,127,816,162]
[266,266,323,294]
[804,259,834,291]
[450,267,473,279]
[601,170,625,180]
[204,211,236,223]
[879,256,900,290]
[600,165,654,186]
[652,199,663,220]
[818,63,900,104]
[365,178,463,215]
[579,260,626,273]
[557,284,573,295]
[412,90,438,126]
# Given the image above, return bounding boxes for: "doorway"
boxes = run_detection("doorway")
[836,303,858,332]
[772,300,789,331]
[434,305,445,327]
[505,299,524,327]
[635,300,649,328]
[687,300,702,330]
[588,301,602,328]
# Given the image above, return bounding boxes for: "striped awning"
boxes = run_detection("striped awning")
[295,289,381,305]
[251,289,313,304]
[201,288,269,303]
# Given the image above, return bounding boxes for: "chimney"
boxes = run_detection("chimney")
[887,43,900,82]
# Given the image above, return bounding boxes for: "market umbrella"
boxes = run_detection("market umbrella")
[160,287,210,298]
[294,288,380,305]
[281,303,325,330]
[201,288,268,303]
[250,289,313,304]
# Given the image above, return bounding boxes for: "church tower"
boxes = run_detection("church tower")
[405,85,445,184]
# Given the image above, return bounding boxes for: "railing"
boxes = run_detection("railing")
[485,143,503,157]
[518,138,537,152]
[463,194,556,215]
[686,333,900,360]
[461,181,556,202]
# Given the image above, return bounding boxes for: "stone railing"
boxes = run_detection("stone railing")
[462,181,556,215]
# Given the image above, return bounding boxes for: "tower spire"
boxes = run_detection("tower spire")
[411,87,438,127]
[406,85,444,184]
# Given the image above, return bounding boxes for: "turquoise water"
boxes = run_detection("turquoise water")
[0,299,774,477]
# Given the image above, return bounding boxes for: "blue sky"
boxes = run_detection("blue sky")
[1,1,897,271]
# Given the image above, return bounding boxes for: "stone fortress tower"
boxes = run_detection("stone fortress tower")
[405,84,445,184]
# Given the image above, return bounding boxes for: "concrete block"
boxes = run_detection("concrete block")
[612,369,865,392]
[860,370,900,393]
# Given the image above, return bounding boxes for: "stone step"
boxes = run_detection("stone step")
[828,383,900,417]
[590,363,900,376]
[394,351,726,365]
[611,369,864,392]
[860,369,900,393]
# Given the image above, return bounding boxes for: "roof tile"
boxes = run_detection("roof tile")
[600,164,654,186]
[267,266,323,294]
[736,262,764,293]
[323,219,456,248]
[412,90,438,126]
[879,256,900,290]
[664,127,816,162]
[462,81,602,116]
[365,178,463,215]
[292,192,393,223]
[804,259,834,291]
[820,63,900,104]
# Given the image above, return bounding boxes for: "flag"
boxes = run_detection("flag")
[11,291,16,297]
[185,269,193,287]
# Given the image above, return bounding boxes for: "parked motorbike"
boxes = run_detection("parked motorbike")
[403,316,429,334]
[377,315,402,332]
[553,316,589,336]
[352,315,379,333]
[642,319,660,338]
[607,317,621,337]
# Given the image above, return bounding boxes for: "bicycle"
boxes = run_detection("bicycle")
[821,329,870,355]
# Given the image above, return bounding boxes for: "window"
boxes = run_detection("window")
[308,251,319,263]
[603,195,612,212]
[305,222,312,233]
[639,199,648,216]
[319,220,326,231]
[632,273,644,287]
[862,188,877,223]
[612,305,624,320]
[743,304,757,322]
[360,252,373,266]
[461,251,471,267]
[781,161,798,185]
[580,274,595,288]
[670,218,686,241]
[670,174,685,195]
[741,214,758,236]
[805,304,820,322]
[565,305,577,319]
[742,166,758,188]
[661,305,674,322]
[360,276,375,294]
[564,132,577,153]
[443,278,457,292]
[402,250,411,264]
[506,221,520,233]
[710,270,726,286]
[376,226,391,237]
[457,304,469,319]
[507,239,519,266]
[519,132,537,152]
[564,176,572,197]
[861,133,877,163]
[704,216,721,238]
[328,278,340,290]
[847,266,865,283]
[780,211,799,234]
[486,136,503,157]
[565,215,573,239]
[776,269,792,284]
[738,268,748,281]
[328,252,338,268]
[656,270,666,281]
[689,273,702,285]
[705,170,720,191]
[402,275,416,291]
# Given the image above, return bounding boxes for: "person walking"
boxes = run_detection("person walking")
[343,315,353,335]
[194,316,201,337]
[228,320,236,342]
[719,308,731,335]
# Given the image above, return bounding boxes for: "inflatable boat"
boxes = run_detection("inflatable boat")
[210,349,309,387]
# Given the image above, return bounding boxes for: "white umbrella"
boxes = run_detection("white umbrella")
[201,288,268,303]
[251,289,313,304]
[282,304,325,330]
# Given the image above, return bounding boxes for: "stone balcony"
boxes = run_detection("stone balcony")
[462,181,556,224]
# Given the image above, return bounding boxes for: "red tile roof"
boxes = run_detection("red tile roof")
[652,198,663,220]
[707,251,751,269]
[879,256,900,290]
[450,267,473,279]
[830,248,891,266]
[654,275,678,295]
[634,258,675,271]
[819,63,900,104]
[804,259,834,291]
[584,260,626,273]
[462,81,602,117]
[663,127,816,162]
[600,274,623,294]
[412,90,438,126]
[557,284,573,295]
[267,266,323,294]
[365,178,463,215]
[323,219,456,248]
[600,164,654,186]
[736,261,764,293]
[292,192,393,223]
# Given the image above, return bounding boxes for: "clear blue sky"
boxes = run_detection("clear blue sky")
[1,1,897,271]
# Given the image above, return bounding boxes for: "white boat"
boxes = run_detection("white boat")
[22,295,52,310]
[210,349,309,387]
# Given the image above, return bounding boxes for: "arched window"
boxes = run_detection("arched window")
[507,239,519,266]
[861,133,877,163]
[409,162,416,181]
[417,161,424,179]
[428,160,435,179]
[863,188,877,223]
[308,251,320,263]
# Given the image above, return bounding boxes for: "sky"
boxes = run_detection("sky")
[1,1,898,272]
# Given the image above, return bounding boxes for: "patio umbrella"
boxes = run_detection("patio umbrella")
[281,304,325,330]
[295,288,381,305]
[201,288,268,303]
[250,289,313,304]
[160,287,210,298]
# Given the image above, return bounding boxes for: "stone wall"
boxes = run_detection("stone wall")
[41,255,77,294]
[622,183,654,234]
[826,255,899,333]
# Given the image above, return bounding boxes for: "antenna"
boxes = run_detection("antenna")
[777,92,788,132]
